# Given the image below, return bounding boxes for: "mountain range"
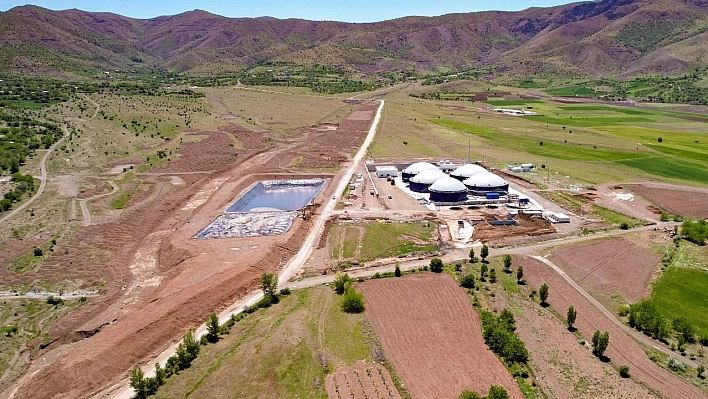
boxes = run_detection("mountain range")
[0,0,707,78]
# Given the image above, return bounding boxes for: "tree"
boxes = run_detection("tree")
[341,287,365,313]
[673,317,696,343]
[394,264,401,277]
[480,263,488,281]
[487,385,509,399]
[592,330,610,358]
[206,313,220,343]
[469,248,476,263]
[129,368,147,399]
[539,283,549,305]
[260,273,278,301]
[489,268,497,283]
[503,254,512,273]
[176,330,200,369]
[460,274,475,289]
[154,363,165,386]
[567,306,577,331]
[430,257,444,273]
[459,391,482,399]
[619,365,630,378]
[333,272,352,295]
[499,308,516,332]
[516,265,524,284]
[33,247,43,257]
[698,364,705,379]
[480,245,489,262]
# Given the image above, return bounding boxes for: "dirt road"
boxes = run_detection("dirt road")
[0,126,68,225]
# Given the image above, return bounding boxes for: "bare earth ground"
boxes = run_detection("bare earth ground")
[325,361,402,399]
[516,256,706,399]
[359,273,524,399]
[2,102,379,399]
[549,238,660,302]
[593,183,660,222]
[484,288,656,399]
[627,183,708,218]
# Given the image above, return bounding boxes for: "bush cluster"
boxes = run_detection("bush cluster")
[480,309,528,365]
[628,300,696,346]
[681,219,708,245]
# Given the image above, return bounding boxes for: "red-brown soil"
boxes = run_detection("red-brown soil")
[325,361,402,399]
[550,238,660,301]
[628,184,708,218]
[473,213,555,244]
[484,284,655,399]
[4,102,379,399]
[516,256,706,399]
[359,273,523,399]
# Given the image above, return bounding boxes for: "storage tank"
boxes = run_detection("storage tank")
[428,177,469,202]
[463,172,509,196]
[409,169,448,193]
[401,162,439,182]
[450,164,487,181]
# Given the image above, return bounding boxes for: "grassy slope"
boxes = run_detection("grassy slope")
[651,243,708,335]
[372,92,708,186]
[154,288,376,399]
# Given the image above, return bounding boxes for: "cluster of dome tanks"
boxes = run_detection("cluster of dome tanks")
[401,162,509,202]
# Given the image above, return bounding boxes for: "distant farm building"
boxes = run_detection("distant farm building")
[375,165,399,178]
[493,108,538,116]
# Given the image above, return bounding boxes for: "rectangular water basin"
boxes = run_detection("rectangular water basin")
[225,179,326,213]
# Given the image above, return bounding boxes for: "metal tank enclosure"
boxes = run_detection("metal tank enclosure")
[409,169,448,193]
[428,177,469,202]
[463,172,509,196]
[401,162,439,182]
[450,164,487,181]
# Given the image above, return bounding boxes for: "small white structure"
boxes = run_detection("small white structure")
[437,160,457,172]
[493,108,538,116]
[375,165,399,178]
[546,212,570,223]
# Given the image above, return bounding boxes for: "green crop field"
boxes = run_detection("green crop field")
[485,99,544,106]
[544,86,605,96]
[357,221,437,262]
[651,244,708,335]
[617,157,708,184]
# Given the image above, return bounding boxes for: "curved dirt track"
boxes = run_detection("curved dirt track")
[518,256,706,399]
[360,273,524,399]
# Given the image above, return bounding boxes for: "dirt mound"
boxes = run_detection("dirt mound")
[359,274,523,399]
[550,238,659,301]
[517,256,705,399]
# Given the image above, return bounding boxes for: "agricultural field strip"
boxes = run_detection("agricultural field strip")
[0,125,68,224]
[532,255,699,369]
[107,100,385,399]
[288,222,679,290]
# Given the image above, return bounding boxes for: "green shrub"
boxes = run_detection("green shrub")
[619,365,630,378]
[341,287,365,313]
[460,274,476,289]
[46,295,63,306]
[681,219,708,245]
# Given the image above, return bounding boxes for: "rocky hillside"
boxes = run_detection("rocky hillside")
[0,0,706,77]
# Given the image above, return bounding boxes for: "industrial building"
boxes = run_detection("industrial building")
[463,172,509,196]
[428,177,469,202]
[401,162,439,182]
[375,165,399,178]
[450,164,487,181]
[409,169,448,192]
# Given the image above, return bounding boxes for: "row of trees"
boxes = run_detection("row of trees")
[333,272,365,313]
[460,385,509,399]
[480,309,529,365]
[681,219,708,245]
[627,299,706,351]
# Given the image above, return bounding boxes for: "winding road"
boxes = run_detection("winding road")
[0,126,68,225]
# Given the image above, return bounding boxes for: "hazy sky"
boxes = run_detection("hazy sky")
[0,0,582,21]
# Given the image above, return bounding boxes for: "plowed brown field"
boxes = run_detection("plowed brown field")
[517,256,707,399]
[550,238,660,301]
[629,185,708,218]
[359,274,523,399]
[325,361,402,399]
